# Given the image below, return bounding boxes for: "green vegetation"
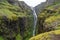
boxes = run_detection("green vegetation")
[30,1,60,40]
[16,34,22,40]
[0,36,4,40]
[29,30,60,40]
[1,0,60,40]
[37,3,60,33]
[0,0,33,40]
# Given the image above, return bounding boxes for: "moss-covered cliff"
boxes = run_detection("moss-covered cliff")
[37,3,60,34]
[0,0,34,40]
[1,0,60,40]
[30,0,60,40]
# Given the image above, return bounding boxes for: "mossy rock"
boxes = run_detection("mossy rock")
[0,0,33,40]
[29,30,60,40]
[37,3,60,34]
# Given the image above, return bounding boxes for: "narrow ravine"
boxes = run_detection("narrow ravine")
[31,7,37,36]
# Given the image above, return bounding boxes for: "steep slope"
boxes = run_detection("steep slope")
[30,30,60,40]
[0,0,33,40]
[35,2,46,15]
[35,0,60,15]
[37,3,60,34]
[30,0,60,40]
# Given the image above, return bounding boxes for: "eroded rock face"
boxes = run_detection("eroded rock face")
[32,0,60,39]
[0,16,19,40]
[35,2,47,14]
[36,2,60,34]
[35,0,60,15]
[0,0,33,40]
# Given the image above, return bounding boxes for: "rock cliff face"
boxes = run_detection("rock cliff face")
[30,0,60,40]
[35,0,60,14]
[35,2,46,15]
[0,0,33,40]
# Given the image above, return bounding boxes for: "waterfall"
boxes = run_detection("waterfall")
[31,7,37,36]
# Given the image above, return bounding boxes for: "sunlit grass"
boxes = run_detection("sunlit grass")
[29,30,60,40]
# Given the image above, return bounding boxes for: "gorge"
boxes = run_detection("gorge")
[0,0,60,40]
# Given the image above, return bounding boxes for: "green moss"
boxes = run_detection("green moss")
[16,34,22,40]
[23,17,34,40]
[29,30,60,40]
[45,15,60,24]
[0,8,17,20]
[0,1,33,40]
[37,3,60,34]
[0,2,33,18]
[0,36,4,40]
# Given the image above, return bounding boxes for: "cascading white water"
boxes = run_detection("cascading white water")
[31,7,37,36]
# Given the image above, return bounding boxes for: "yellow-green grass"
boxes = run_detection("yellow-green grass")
[45,14,60,24]
[29,30,60,40]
